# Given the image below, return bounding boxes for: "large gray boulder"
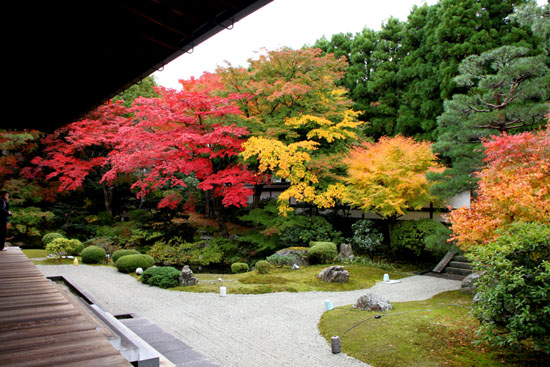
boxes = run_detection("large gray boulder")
[318,266,349,283]
[275,248,309,266]
[461,272,483,294]
[353,293,393,312]
[179,265,199,287]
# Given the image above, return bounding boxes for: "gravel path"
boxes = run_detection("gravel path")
[38,265,461,367]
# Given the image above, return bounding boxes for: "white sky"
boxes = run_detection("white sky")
[153,0,545,89]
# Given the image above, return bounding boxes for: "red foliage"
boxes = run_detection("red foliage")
[449,123,550,248]
[32,100,130,191]
[103,73,263,209]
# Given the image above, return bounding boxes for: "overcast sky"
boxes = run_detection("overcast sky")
[153,0,544,89]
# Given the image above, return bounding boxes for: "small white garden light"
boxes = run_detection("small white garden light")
[325,299,334,311]
[220,286,227,297]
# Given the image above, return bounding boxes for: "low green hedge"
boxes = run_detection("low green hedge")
[231,262,249,273]
[81,245,106,264]
[141,266,180,288]
[255,260,270,274]
[45,238,83,258]
[308,242,337,264]
[42,232,65,247]
[112,249,140,263]
[115,254,155,273]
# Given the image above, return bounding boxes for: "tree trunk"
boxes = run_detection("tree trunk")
[385,216,398,258]
[253,184,264,208]
[212,196,229,238]
[102,184,114,216]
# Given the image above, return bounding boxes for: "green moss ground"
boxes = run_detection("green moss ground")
[171,264,410,294]
[319,291,550,367]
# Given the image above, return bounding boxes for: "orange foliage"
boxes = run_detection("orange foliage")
[344,135,442,218]
[449,124,550,248]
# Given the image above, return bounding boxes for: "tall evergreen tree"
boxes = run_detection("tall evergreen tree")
[429,45,549,198]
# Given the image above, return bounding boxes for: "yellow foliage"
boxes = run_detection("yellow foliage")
[242,136,348,215]
[344,135,442,218]
[285,110,363,143]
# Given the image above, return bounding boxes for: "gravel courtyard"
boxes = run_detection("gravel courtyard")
[38,265,461,367]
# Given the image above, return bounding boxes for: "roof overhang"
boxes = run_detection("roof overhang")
[5,0,272,132]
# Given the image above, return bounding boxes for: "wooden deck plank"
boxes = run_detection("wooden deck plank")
[0,248,132,367]
[0,316,93,341]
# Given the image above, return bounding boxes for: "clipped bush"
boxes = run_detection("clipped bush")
[42,232,65,247]
[45,238,83,258]
[231,262,249,273]
[81,245,106,264]
[116,254,154,273]
[307,242,337,264]
[469,222,550,354]
[112,249,140,263]
[309,241,335,248]
[266,253,299,267]
[83,236,117,256]
[141,266,181,288]
[255,260,271,274]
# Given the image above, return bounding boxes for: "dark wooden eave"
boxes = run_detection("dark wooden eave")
[5,0,272,132]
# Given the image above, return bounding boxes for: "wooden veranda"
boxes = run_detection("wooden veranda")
[0,248,132,367]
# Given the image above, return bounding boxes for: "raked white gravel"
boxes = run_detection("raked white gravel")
[38,265,461,367]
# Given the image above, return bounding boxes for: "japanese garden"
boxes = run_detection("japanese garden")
[1,1,548,366]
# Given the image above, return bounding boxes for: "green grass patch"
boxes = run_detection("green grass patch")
[170,264,408,294]
[319,291,550,367]
[22,248,84,265]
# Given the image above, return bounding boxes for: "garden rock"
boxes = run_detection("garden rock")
[353,293,393,312]
[179,265,199,287]
[275,248,309,266]
[337,243,354,261]
[461,272,483,294]
[318,266,349,283]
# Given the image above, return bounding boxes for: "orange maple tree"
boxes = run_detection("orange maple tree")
[448,122,550,249]
[344,135,442,218]
[344,135,442,248]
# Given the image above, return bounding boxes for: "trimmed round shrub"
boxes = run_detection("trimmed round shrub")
[231,262,249,273]
[141,266,180,288]
[255,260,270,274]
[46,238,83,258]
[81,245,107,264]
[42,232,65,247]
[309,241,336,248]
[116,254,155,273]
[112,249,140,263]
[307,242,337,264]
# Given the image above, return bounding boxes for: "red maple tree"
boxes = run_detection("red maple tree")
[31,100,130,214]
[449,122,550,248]
[102,73,264,236]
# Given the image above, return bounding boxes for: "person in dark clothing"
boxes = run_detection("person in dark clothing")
[0,190,12,251]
